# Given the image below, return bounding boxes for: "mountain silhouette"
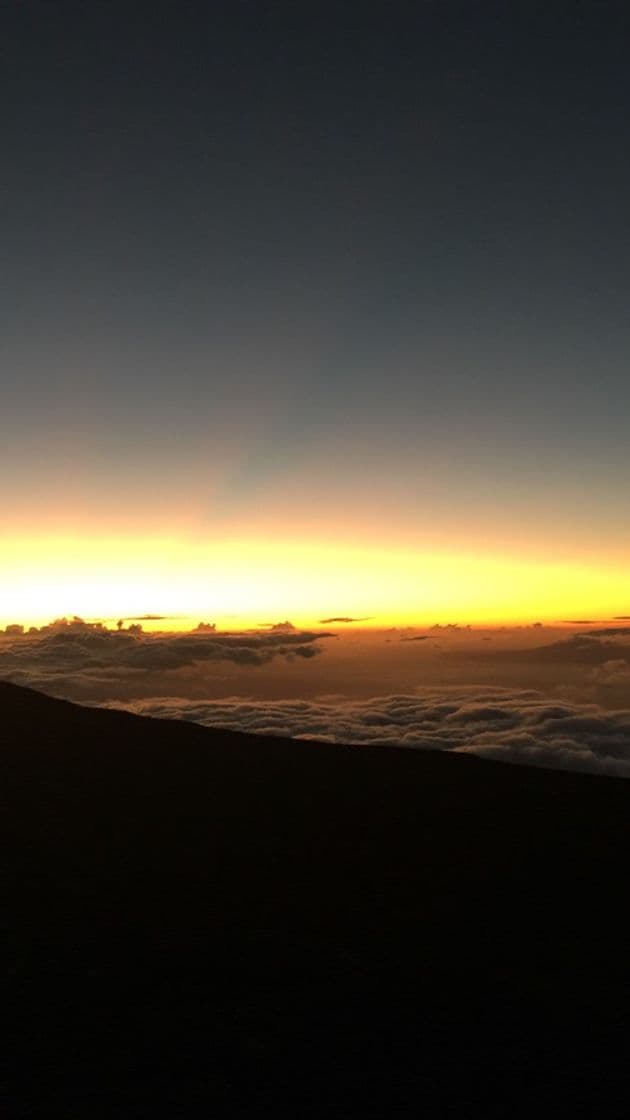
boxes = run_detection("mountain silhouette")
[3,681,629,1117]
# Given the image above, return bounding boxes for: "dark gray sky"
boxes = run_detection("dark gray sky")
[3,1,630,577]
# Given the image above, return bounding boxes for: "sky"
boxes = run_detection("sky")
[2,0,630,628]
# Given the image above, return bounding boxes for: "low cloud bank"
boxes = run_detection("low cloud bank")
[3,621,630,776]
[448,634,630,665]
[106,689,630,778]
[0,618,330,690]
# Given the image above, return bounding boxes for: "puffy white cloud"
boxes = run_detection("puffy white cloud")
[99,689,630,778]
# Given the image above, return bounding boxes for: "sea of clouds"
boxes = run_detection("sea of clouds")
[2,618,630,778]
[106,690,630,778]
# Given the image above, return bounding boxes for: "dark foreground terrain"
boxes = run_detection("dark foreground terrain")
[2,681,629,1116]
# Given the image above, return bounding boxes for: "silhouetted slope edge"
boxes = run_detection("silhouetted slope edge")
[2,681,629,1118]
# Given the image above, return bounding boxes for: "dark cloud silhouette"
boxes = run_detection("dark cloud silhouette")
[450,635,630,666]
[430,623,472,631]
[318,617,373,624]
[89,614,186,629]
[124,615,174,621]
[577,627,630,638]
[400,635,430,642]
[102,689,630,778]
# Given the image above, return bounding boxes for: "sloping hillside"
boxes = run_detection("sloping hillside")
[2,681,629,1116]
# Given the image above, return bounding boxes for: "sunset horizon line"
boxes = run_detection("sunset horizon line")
[2,612,629,635]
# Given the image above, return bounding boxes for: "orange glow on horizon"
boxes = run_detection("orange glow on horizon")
[1,532,628,631]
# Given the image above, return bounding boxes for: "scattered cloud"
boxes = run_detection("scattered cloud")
[589,660,630,685]
[318,616,373,624]
[575,659,630,710]
[90,615,180,624]
[430,623,472,631]
[124,615,175,621]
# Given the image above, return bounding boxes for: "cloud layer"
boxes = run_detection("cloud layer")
[0,618,330,692]
[104,689,630,778]
[2,621,630,777]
